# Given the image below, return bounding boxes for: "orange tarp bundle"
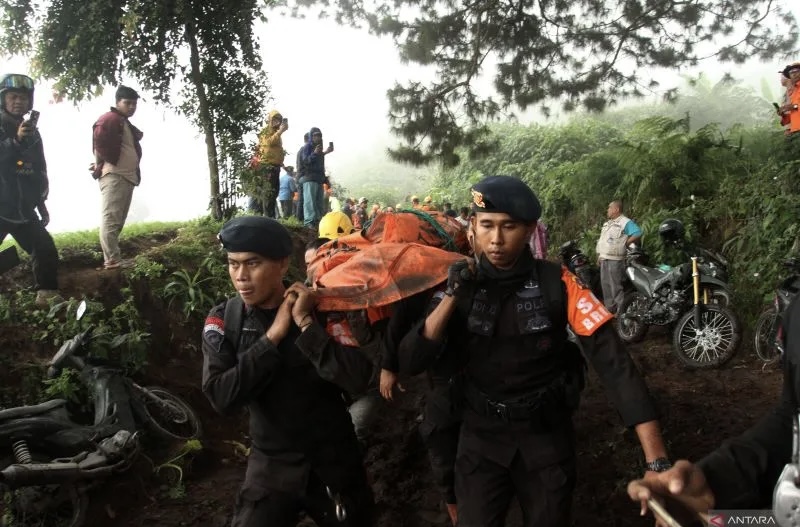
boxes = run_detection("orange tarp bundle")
[307,210,470,312]
[314,243,466,311]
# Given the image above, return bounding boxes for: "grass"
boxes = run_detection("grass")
[0,220,192,252]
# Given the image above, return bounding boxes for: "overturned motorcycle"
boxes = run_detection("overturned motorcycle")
[616,245,741,369]
[0,301,202,527]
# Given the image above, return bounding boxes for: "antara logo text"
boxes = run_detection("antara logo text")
[710,514,776,526]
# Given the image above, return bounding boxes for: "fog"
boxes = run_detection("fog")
[1,4,799,233]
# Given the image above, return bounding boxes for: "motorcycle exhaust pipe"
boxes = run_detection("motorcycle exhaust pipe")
[0,462,113,487]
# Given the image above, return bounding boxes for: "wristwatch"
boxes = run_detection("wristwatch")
[646,457,673,472]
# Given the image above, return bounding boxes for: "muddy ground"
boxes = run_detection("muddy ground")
[0,240,782,527]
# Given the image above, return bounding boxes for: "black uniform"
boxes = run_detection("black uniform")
[201,300,375,527]
[399,251,659,527]
[697,296,800,508]
[0,108,58,291]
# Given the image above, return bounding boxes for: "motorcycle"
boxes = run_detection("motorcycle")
[0,300,202,527]
[754,257,800,364]
[616,245,741,369]
[558,240,602,298]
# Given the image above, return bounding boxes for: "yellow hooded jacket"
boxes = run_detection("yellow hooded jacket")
[257,110,285,166]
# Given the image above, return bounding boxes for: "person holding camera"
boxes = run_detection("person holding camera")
[0,73,60,306]
[91,85,143,270]
[301,127,333,228]
[251,110,288,218]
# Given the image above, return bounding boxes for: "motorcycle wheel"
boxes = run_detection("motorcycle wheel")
[0,455,88,527]
[754,307,780,364]
[616,292,649,343]
[137,386,202,441]
[672,305,741,369]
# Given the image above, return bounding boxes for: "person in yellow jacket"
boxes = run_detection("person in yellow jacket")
[249,110,287,218]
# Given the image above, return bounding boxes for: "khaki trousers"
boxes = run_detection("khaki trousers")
[99,173,135,264]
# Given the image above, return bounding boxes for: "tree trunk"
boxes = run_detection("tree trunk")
[184,17,222,220]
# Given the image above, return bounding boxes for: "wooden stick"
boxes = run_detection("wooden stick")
[647,499,684,527]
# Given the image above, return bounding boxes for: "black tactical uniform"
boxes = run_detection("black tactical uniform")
[202,216,375,527]
[398,177,660,527]
[697,295,800,508]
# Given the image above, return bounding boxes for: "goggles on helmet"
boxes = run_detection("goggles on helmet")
[0,74,34,91]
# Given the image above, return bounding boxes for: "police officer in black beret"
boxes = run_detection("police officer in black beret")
[201,216,375,527]
[398,176,669,527]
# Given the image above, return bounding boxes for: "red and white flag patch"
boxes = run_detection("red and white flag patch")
[204,316,224,336]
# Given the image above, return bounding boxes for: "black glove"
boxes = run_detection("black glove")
[445,259,475,298]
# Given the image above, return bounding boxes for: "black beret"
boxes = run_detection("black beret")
[115,85,139,101]
[218,216,292,259]
[470,175,541,223]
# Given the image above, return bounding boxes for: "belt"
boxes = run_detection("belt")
[464,381,566,423]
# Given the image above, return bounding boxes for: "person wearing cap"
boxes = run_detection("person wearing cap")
[91,85,143,270]
[398,175,667,527]
[0,73,61,307]
[410,195,421,209]
[202,216,375,527]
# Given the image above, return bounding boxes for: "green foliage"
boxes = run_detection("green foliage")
[291,0,799,165]
[162,253,231,320]
[154,439,204,500]
[42,368,83,403]
[430,86,800,327]
[127,256,168,281]
[0,0,270,219]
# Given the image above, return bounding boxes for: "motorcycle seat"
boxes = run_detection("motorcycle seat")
[0,399,68,422]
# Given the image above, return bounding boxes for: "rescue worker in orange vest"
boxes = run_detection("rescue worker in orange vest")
[398,175,669,527]
[780,62,800,137]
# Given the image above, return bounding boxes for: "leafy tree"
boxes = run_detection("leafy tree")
[297,0,798,166]
[0,0,271,219]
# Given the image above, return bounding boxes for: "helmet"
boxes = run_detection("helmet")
[658,218,685,244]
[318,211,354,240]
[424,196,433,203]
[0,73,35,113]
[358,197,368,205]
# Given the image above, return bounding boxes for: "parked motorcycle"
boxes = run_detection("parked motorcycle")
[754,257,800,364]
[558,240,602,298]
[616,221,740,368]
[0,301,202,527]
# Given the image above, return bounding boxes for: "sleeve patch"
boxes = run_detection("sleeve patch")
[204,316,225,336]
[561,269,613,336]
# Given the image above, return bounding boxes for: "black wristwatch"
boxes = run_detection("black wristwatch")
[646,457,673,472]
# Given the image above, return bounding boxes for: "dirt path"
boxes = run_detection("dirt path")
[86,327,780,527]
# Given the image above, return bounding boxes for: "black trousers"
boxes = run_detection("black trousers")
[231,462,374,527]
[0,219,58,290]
[420,383,461,504]
[455,447,576,527]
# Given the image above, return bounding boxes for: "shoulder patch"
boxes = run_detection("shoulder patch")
[561,268,613,336]
[204,316,225,336]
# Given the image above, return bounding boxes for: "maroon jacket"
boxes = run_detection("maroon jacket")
[92,107,143,181]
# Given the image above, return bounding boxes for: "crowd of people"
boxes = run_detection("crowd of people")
[203,175,673,527]
[5,65,800,526]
